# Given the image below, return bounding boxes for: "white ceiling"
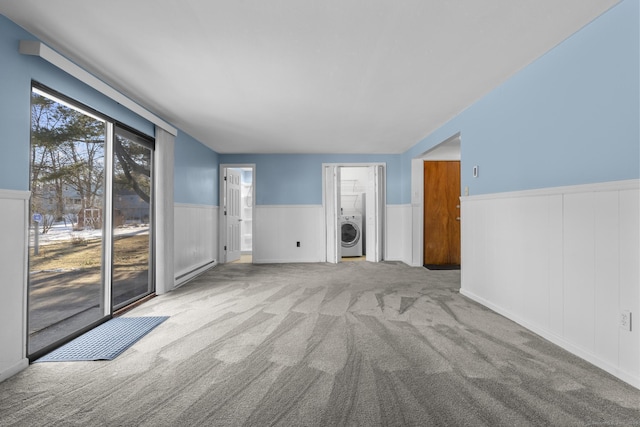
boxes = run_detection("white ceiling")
[0,0,618,154]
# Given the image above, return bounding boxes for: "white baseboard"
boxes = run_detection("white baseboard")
[461,288,640,389]
[0,358,28,384]
[174,203,218,279]
[253,257,325,264]
[174,260,217,288]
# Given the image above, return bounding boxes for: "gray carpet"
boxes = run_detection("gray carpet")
[1,261,639,426]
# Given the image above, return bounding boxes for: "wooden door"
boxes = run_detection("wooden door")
[423,161,460,266]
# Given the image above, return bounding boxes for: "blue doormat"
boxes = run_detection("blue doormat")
[35,316,169,362]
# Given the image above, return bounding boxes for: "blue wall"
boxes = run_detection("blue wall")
[174,131,219,205]
[0,14,218,204]
[220,153,402,205]
[222,1,638,206]
[402,0,639,202]
[0,15,153,191]
[4,0,636,206]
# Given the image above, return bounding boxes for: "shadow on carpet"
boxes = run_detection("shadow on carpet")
[424,264,460,270]
[35,316,168,362]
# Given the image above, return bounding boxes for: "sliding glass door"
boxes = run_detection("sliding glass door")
[28,87,109,356]
[112,127,154,310]
[27,85,155,358]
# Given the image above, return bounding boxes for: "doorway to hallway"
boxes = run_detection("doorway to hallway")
[220,165,255,264]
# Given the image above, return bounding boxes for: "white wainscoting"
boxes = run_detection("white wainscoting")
[253,204,409,264]
[0,189,30,382]
[385,204,411,263]
[174,204,218,286]
[460,179,640,388]
[254,205,325,263]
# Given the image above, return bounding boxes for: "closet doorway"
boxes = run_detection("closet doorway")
[323,163,385,263]
[339,167,368,262]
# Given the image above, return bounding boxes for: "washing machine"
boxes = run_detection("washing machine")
[341,215,363,257]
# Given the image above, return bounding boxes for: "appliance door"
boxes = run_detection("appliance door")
[341,221,360,247]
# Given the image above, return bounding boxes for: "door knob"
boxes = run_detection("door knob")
[456,217,460,221]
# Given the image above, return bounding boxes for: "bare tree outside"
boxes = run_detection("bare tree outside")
[28,89,107,355]
[112,132,153,309]
[30,91,105,233]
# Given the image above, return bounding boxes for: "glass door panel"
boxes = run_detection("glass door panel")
[112,127,153,310]
[28,87,108,356]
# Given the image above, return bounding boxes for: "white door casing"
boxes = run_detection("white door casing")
[366,165,384,262]
[324,165,341,263]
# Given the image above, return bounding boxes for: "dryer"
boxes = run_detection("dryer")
[341,215,363,257]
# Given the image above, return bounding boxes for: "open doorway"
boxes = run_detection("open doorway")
[323,163,385,263]
[219,165,255,264]
[340,167,368,262]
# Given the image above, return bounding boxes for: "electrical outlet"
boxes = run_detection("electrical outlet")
[620,310,632,332]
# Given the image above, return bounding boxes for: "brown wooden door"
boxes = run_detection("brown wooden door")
[423,161,460,266]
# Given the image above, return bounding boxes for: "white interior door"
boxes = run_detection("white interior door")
[324,165,341,263]
[225,168,242,263]
[366,165,384,262]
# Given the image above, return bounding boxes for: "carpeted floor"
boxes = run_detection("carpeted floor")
[1,261,639,426]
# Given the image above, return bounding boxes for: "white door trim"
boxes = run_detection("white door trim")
[323,165,341,263]
[366,164,385,262]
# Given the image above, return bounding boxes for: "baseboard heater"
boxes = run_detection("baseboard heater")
[174,260,217,288]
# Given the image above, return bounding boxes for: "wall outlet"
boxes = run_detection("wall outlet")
[620,310,632,332]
